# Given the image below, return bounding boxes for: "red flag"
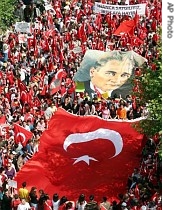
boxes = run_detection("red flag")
[15,108,142,201]
[132,95,137,110]
[33,30,37,57]
[134,10,139,27]
[131,36,144,47]
[59,50,64,62]
[40,84,48,96]
[49,70,67,95]
[20,91,28,104]
[76,9,86,22]
[101,0,106,3]
[95,13,102,30]
[0,124,9,138]
[24,113,34,123]
[87,23,93,35]
[18,79,27,92]
[105,13,111,27]
[6,72,15,85]
[27,37,34,50]
[29,96,42,109]
[13,123,33,146]
[33,97,41,108]
[0,116,6,125]
[78,23,87,42]
[70,0,78,7]
[113,19,135,37]
[44,29,56,38]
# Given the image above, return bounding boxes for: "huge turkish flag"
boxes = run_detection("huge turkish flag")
[15,108,142,201]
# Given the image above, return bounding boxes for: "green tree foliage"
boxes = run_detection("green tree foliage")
[132,29,162,138]
[0,0,18,32]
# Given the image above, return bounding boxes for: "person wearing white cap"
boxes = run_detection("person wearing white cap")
[121,202,128,210]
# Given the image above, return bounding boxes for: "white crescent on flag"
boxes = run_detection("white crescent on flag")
[63,128,123,165]
[16,132,26,144]
[55,69,64,79]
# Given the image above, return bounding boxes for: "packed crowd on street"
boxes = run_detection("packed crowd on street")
[0,0,162,209]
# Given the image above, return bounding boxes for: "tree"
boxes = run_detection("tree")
[0,0,17,32]
[131,28,162,138]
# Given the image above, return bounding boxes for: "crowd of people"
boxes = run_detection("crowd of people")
[0,0,162,209]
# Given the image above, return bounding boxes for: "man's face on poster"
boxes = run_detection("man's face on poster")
[90,59,132,92]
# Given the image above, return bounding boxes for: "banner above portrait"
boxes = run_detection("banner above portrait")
[94,2,146,16]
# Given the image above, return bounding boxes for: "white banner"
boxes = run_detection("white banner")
[15,22,31,34]
[8,180,17,189]
[94,3,146,16]
[72,46,82,54]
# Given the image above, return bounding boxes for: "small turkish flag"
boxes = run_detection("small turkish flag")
[49,69,67,95]
[14,123,33,146]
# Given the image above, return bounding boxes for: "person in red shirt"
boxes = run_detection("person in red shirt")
[43,194,53,210]
[11,194,21,210]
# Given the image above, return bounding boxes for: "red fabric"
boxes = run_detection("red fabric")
[70,0,78,7]
[95,13,102,30]
[76,10,86,22]
[33,97,42,108]
[12,199,21,210]
[0,115,6,124]
[28,37,34,50]
[18,79,27,92]
[100,205,108,210]
[87,23,93,35]
[60,86,67,97]
[6,72,15,85]
[131,36,144,47]
[15,108,142,201]
[24,113,34,123]
[59,50,64,62]
[49,70,67,95]
[0,124,9,137]
[134,10,139,27]
[44,29,56,38]
[14,123,33,146]
[40,85,48,96]
[44,200,53,210]
[78,23,87,43]
[113,19,135,36]
[20,91,28,104]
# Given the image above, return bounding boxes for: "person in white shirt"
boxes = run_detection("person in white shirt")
[52,193,60,210]
[22,121,31,132]
[75,194,87,210]
[17,198,31,210]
